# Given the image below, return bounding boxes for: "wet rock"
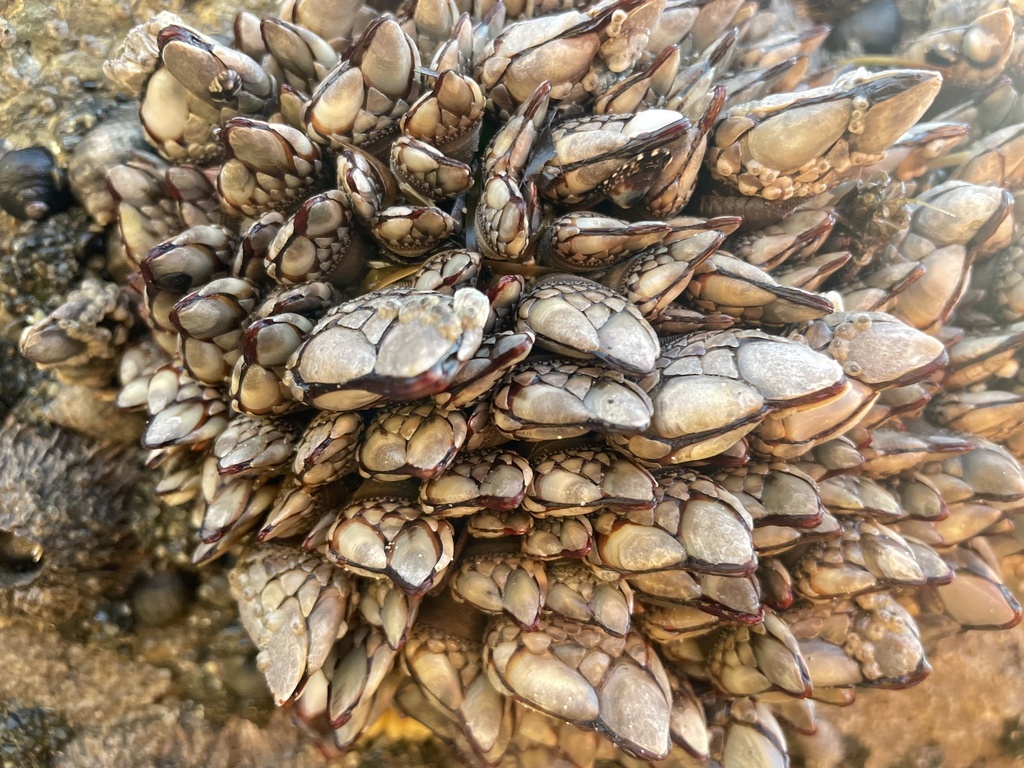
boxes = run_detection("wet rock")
[0,209,86,321]
[0,417,144,624]
[0,702,74,768]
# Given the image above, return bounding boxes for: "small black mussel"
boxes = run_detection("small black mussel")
[0,146,73,221]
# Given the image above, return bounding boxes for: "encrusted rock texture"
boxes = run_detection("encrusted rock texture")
[2,2,1024,768]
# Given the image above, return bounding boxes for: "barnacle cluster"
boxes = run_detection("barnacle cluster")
[15,0,1024,764]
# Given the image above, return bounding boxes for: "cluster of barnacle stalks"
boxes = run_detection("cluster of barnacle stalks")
[17,0,1024,764]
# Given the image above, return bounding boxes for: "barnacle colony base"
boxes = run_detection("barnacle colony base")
[16,0,1024,764]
